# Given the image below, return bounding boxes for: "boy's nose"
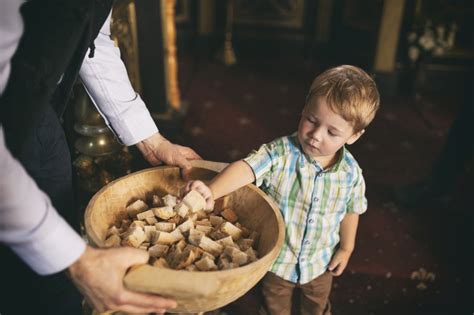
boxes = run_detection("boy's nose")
[309,127,323,141]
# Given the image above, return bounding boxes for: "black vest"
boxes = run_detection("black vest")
[0,0,113,155]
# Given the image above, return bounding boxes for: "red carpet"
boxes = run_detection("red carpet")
[174,56,470,314]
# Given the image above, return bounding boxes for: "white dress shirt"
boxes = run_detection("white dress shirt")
[0,0,23,94]
[80,11,159,145]
[0,1,87,272]
[0,127,87,275]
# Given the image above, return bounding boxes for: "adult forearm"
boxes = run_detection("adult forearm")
[0,127,86,275]
[209,160,255,200]
[339,213,359,252]
[79,11,157,145]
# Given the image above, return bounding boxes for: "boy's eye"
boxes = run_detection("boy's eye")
[328,130,338,136]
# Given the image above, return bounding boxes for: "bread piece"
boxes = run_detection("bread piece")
[104,234,121,248]
[188,229,205,246]
[174,202,190,218]
[177,218,194,233]
[153,231,176,245]
[209,215,224,227]
[237,238,254,251]
[221,208,238,223]
[195,225,213,235]
[216,235,235,247]
[145,216,158,225]
[152,206,175,220]
[155,222,176,232]
[122,227,146,248]
[181,190,206,212]
[148,244,169,258]
[144,225,157,242]
[136,209,155,220]
[126,200,149,218]
[195,256,218,271]
[199,236,224,256]
[162,194,177,207]
[220,222,242,240]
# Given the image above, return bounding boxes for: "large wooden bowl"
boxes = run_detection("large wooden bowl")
[84,161,285,313]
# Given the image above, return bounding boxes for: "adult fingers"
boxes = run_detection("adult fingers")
[111,290,177,313]
[173,152,192,169]
[111,247,150,267]
[178,145,202,160]
[143,152,163,166]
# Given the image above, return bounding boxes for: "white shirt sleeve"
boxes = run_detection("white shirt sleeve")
[0,127,86,275]
[0,0,24,96]
[79,11,158,146]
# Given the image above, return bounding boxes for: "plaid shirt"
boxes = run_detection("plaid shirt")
[244,134,367,284]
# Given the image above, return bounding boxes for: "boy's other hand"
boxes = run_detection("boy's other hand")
[328,248,352,276]
[182,180,215,210]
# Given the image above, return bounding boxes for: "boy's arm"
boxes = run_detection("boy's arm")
[209,160,256,200]
[328,212,359,276]
[339,212,359,253]
[184,160,255,210]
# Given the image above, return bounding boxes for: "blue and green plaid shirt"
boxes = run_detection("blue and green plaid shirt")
[244,134,367,284]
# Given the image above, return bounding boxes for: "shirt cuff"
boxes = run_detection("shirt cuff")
[10,208,87,275]
[107,93,159,145]
[347,197,368,215]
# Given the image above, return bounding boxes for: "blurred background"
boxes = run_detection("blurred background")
[69,0,473,314]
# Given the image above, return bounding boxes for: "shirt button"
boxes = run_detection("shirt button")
[304,240,310,245]
[301,257,305,262]
[313,197,319,202]
[309,219,314,223]
[318,173,323,177]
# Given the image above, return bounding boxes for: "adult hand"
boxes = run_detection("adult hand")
[136,133,201,169]
[182,180,215,210]
[68,246,177,314]
[327,248,352,276]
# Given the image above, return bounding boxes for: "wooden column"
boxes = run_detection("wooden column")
[161,0,181,112]
[373,0,406,96]
[374,0,406,73]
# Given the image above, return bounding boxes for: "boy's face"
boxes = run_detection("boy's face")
[297,96,364,163]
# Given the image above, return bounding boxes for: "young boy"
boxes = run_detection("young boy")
[185,65,380,315]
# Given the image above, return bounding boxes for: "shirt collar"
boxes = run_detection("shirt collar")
[291,133,351,173]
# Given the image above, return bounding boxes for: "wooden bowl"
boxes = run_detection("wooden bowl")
[84,161,285,313]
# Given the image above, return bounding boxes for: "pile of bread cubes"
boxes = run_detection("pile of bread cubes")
[104,190,259,271]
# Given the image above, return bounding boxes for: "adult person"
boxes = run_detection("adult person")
[0,0,199,313]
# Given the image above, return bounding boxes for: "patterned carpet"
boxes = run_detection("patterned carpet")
[169,55,471,315]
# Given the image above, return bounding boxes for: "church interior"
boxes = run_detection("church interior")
[66,0,473,314]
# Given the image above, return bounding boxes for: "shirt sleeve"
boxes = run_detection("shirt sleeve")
[79,10,158,146]
[0,0,23,95]
[346,167,368,215]
[0,127,86,275]
[243,142,277,187]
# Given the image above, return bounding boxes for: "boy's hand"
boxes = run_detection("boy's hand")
[182,180,214,210]
[328,248,352,276]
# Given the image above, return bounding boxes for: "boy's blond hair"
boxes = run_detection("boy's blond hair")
[305,65,380,132]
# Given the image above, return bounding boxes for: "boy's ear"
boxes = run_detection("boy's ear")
[346,129,365,145]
